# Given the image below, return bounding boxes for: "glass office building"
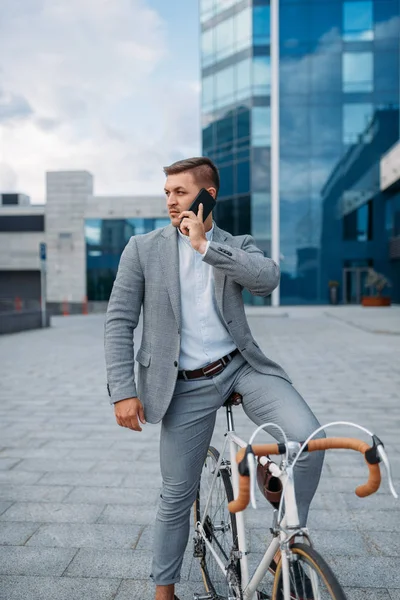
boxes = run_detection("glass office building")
[85,218,169,301]
[200,0,400,304]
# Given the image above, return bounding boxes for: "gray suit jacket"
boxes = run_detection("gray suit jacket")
[104,222,291,423]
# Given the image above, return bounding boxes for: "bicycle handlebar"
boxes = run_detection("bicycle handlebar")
[228,437,382,514]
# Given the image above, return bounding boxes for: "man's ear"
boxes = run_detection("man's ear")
[207,187,217,200]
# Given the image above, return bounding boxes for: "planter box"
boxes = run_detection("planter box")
[361,296,391,307]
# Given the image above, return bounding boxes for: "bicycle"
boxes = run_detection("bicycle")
[192,393,398,600]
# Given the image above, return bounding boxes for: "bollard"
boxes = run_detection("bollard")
[15,296,22,311]
[62,299,70,316]
[82,296,88,315]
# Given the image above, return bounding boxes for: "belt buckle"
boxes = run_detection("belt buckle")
[202,359,225,378]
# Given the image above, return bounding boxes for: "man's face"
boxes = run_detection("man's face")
[164,171,202,228]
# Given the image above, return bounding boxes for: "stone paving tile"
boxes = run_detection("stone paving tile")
[63,486,160,505]
[0,546,77,576]
[389,591,400,600]
[328,555,400,588]
[12,458,97,472]
[0,502,105,523]
[0,523,41,546]
[0,458,21,470]
[0,447,72,459]
[64,548,152,579]
[37,471,125,487]
[97,504,157,525]
[0,471,44,485]
[0,576,120,600]
[364,531,400,557]
[342,589,392,599]
[26,523,143,549]
[0,485,71,502]
[0,502,13,516]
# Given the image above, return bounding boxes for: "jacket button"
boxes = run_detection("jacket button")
[174,361,178,367]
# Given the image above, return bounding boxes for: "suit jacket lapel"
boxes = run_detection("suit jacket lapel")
[211,224,228,315]
[160,225,181,330]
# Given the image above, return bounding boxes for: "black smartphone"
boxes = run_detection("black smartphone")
[185,188,216,222]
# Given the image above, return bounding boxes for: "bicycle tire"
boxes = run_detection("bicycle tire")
[193,446,241,599]
[272,543,347,600]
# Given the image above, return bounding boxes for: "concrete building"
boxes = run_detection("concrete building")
[0,171,168,313]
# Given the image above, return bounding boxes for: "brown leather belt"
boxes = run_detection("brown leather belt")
[178,348,239,380]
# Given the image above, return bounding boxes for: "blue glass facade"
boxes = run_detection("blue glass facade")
[85,218,169,300]
[200,0,400,304]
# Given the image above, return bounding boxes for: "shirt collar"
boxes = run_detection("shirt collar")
[178,222,214,245]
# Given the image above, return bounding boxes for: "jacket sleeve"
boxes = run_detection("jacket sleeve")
[202,236,280,297]
[104,236,144,404]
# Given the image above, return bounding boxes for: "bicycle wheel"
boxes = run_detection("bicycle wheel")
[272,543,347,600]
[193,446,242,599]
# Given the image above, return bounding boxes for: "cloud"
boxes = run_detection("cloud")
[0,0,200,203]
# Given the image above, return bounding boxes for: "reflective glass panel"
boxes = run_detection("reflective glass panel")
[252,193,271,240]
[235,8,252,52]
[343,1,373,41]
[201,0,214,23]
[253,56,271,96]
[215,0,235,16]
[236,58,252,100]
[215,16,234,61]
[252,107,271,147]
[343,103,373,144]
[215,65,235,109]
[202,28,214,67]
[236,108,250,140]
[236,161,250,194]
[343,52,373,92]
[202,74,214,112]
[253,5,270,45]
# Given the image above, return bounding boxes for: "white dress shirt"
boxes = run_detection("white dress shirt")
[177,223,237,370]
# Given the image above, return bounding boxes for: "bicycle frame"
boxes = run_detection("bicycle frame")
[196,404,306,600]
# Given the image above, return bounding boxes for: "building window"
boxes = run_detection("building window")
[252,193,271,241]
[202,74,214,113]
[253,5,270,45]
[253,55,271,96]
[201,0,213,23]
[235,7,252,52]
[343,52,373,92]
[343,1,373,41]
[215,65,235,109]
[201,28,214,67]
[0,215,45,232]
[236,58,252,100]
[252,106,271,147]
[215,0,235,17]
[343,103,373,144]
[214,16,235,62]
[343,201,373,241]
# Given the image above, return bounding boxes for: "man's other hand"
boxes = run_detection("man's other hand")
[114,397,146,432]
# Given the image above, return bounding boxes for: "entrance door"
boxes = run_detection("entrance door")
[342,267,370,304]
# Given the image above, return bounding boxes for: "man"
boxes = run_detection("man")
[104,157,324,600]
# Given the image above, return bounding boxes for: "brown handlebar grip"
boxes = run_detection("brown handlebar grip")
[307,437,381,497]
[228,474,250,513]
[228,444,281,513]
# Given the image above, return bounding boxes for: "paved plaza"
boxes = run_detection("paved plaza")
[0,306,399,600]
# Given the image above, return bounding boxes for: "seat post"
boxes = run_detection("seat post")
[226,404,235,432]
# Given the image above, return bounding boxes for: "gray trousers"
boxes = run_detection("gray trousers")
[150,352,324,586]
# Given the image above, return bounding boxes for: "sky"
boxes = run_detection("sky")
[0,0,201,204]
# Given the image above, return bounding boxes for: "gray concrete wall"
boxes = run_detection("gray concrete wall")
[0,310,50,335]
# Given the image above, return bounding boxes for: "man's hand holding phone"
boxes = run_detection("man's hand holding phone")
[179,203,208,254]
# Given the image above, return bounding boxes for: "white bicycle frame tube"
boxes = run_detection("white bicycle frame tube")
[197,429,302,600]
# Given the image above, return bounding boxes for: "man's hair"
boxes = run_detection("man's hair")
[163,157,220,196]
